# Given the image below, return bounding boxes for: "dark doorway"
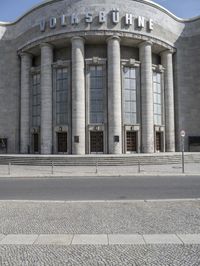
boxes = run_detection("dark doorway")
[0,138,7,154]
[57,132,68,153]
[189,136,200,152]
[33,133,39,153]
[126,131,137,152]
[156,132,162,152]
[90,131,104,153]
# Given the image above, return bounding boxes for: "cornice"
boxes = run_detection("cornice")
[0,0,200,27]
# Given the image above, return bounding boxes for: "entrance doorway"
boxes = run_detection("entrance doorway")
[126,131,137,153]
[156,132,162,152]
[33,133,39,153]
[90,131,104,153]
[0,138,7,154]
[57,132,68,153]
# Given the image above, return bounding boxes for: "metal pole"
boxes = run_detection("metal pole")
[181,136,185,173]
[95,160,98,174]
[8,162,11,175]
[51,161,54,175]
[138,161,141,173]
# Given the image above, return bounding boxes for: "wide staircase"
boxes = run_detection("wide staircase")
[0,153,200,166]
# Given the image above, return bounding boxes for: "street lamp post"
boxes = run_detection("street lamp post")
[180,130,185,173]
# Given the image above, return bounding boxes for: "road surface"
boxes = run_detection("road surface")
[0,175,199,200]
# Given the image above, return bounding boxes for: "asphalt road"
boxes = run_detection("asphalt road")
[0,175,200,201]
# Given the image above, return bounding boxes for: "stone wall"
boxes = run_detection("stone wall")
[0,0,200,153]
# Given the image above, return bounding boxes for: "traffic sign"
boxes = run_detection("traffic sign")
[180,130,185,137]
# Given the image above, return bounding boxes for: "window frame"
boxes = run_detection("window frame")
[55,67,69,126]
[153,71,164,126]
[31,71,41,128]
[121,60,140,126]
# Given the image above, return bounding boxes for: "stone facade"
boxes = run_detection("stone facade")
[0,0,199,154]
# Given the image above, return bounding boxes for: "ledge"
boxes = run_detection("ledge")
[0,0,200,26]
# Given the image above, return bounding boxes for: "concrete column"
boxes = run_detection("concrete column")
[40,43,53,154]
[107,36,122,154]
[71,37,85,155]
[161,50,175,152]
[20,52,32,154]
[139,41,154,153]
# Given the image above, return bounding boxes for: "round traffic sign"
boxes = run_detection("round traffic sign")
[180,130,185,137]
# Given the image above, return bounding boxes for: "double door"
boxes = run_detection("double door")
[126,131,137,152]
[32,133,39,153]
[156,132,162,152]
[57,132,68,153]
[90,131,104,153]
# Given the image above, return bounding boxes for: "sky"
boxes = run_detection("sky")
[0,0,200,22]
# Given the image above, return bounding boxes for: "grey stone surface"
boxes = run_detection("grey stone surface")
[72,234,108,245]
[108,234,145,245]
[0,234,38,245]
[161,50,175,152]
[0,235,5,242]
[178,234,200,245]
[0,40,20,154]
[40,43,53,154]
[143,234,182,244]
[20,52,32,154]
[0,199,199,264]
[0,0,200,154]
[174,35,200,151]
[140,41,154,153]
[71,37,85,155]
[107,36,122,154]
[0,245,200,266]
[0,233,200,246]
[34,234,73,245]
[0,201,200,234]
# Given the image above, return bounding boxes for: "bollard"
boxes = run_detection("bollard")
[51,161,54,175]
[138,161,141,173]
[95,160,98,174]
[8,162,11,175]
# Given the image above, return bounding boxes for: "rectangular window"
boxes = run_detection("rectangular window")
[32,73,41,127]
[123,67,137,124]
[153,72,162,125]
[56,68,68,125]
[89,65,104,124]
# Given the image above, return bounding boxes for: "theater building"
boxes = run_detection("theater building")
[0,0,200,155]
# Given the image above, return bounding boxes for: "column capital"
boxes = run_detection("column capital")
[161,48,174,56]
[19,51,33,59]
[139,40,153,48]
[40,42,53,49]
[106,35,121,43]
[71,36,85,43]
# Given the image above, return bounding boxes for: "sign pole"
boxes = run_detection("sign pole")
[180,130,185,174]
[182,140,184,173]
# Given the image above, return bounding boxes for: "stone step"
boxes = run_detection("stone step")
[0,153,198,166]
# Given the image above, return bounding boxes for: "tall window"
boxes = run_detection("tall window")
[32,73,41,127]
[153,72,162,125]
[89,65,104,124]
[56,68,68,125]
[123,67,137,124]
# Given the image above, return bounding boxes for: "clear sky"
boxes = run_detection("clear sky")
[0,0,200,22]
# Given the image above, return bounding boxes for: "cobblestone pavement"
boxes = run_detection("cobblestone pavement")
[0,245,200,266]
[0,200,200,234]
[0,200,200,265]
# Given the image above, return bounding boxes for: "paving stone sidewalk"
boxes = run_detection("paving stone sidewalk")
[0,200,200,234]
[0,233,200,245]
[0,200,200,265]
[0,162,200,177]
[0,245,200,266]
